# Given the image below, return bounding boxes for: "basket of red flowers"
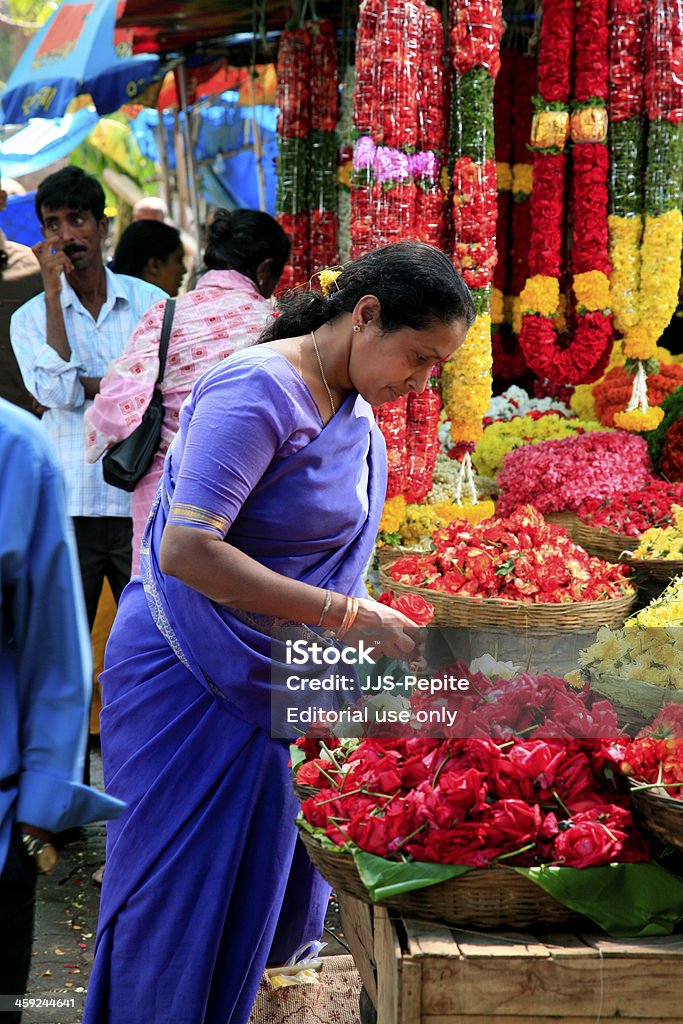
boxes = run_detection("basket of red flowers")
[575,483,683,563]
[380,506,636,634]
[623,705,683,853]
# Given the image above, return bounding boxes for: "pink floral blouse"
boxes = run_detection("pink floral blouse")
[85,269,273,572]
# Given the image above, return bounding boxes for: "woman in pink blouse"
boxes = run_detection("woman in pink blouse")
[86,209,290,572]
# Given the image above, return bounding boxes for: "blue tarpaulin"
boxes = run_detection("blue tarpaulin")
[0,108,100,178]
[131,94,278,213]
[0,192,41,247]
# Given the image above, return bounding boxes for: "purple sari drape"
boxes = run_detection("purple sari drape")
[84,350,387,1024]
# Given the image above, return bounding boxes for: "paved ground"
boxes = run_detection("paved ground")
[22,748,350,1024]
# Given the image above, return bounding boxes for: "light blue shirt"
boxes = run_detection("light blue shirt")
[10,269,164,517]
[0,399,124,872]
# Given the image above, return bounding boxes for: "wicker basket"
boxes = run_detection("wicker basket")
[293,780,318,803]
[378,566,636,634]
[298,827,578,929]
[629,782,683,852]
[544,511,582,541]
[377,545,426,571]
[623,557,683,583]
[586,671,683,722]
[573,521,639,563]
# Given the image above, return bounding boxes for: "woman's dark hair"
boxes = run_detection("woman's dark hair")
[203,208,291,281]
[113,221,182,278]
[35,166,106,224]
[260,241,476,342]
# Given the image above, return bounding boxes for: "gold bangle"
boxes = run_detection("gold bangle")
[317,589,333,627]
[337,595,359,640]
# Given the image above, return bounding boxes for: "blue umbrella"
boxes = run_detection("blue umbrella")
[0,0,168,125]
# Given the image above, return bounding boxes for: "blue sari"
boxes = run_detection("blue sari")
[84,349,386,1024]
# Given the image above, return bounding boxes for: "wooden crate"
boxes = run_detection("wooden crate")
[338,895,683,1024]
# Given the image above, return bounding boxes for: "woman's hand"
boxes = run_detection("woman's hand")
[342,597,425,665]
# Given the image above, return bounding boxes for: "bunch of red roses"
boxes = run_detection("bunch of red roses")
[496,430,653,516]
[578,481,683,536]
[409,663,620,740]
[301,733,649,868]
[622,704,683,799]
[389,505,633,603]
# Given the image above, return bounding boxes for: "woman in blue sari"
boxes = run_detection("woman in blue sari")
[84,241,474,1024]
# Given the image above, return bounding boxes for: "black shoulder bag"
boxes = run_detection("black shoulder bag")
[102,298,176,492]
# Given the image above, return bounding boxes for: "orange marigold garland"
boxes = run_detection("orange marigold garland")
[519,0,614,384]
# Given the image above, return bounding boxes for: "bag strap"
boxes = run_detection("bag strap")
[156,297,176,388]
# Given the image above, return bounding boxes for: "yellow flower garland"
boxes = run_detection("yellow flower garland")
[512,162,533,198]
[613,407,665,431]
[608,214,642,334]
[519,274,559,318]
[621,209,683,361]
[442,312,492,443]
[573,270,611,311]
[490,287,504,325]
[496,161,513,192]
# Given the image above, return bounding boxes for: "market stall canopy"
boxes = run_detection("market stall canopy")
[0,107,99,177]
[0,0,171,125]
[116,0,356,55]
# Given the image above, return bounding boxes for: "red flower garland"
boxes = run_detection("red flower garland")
[404,385,443,504]
[519,0,614,384]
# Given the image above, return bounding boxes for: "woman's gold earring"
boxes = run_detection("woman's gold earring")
[352,324,361,333]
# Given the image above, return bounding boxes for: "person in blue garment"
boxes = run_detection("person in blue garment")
[0,398,124,1022]
[83,241,474,1024]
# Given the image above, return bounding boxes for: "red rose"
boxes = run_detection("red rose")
[391,592,435,625]
[297,758,330,788]
[553,813,625,868]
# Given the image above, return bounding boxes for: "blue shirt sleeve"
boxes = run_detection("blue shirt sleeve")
[0,405,124,835]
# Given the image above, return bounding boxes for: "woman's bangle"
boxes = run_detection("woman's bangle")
[317,589,333,627]
[337,596,359,640]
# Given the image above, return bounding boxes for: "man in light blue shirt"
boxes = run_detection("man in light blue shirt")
[0,398,124,1018]
[11,167,164,631]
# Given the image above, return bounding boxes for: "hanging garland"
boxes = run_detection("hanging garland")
[404,376,443,504]
[308,19,339,274]
[414,3,447,249]
[275,25,311,291]
[518,0,614,385]
[336,66,355,264]
[442,0,502,444]
[608,0,683,430]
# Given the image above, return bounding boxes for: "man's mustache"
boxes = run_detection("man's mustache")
[63,242,87,257]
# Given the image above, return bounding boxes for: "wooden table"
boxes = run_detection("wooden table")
[339,894,683,1024]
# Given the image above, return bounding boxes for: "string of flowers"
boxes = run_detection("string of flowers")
[518,0,614,384]
[275,24,311,291]
[442,0,502,443]
[644,386,683,482]
[491,46,516,380]
[414,3,447,249]
[308,19,339,275]
[404,376,443,504]
[608,0,683,431]
[336,65,355,263]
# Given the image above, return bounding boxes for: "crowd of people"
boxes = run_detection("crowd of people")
[0,164,473,1024]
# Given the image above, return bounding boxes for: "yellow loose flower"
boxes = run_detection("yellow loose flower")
[573,270,611,312]
[519,275,559,317]
[318,268,342,296]
[634,510,683,559]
